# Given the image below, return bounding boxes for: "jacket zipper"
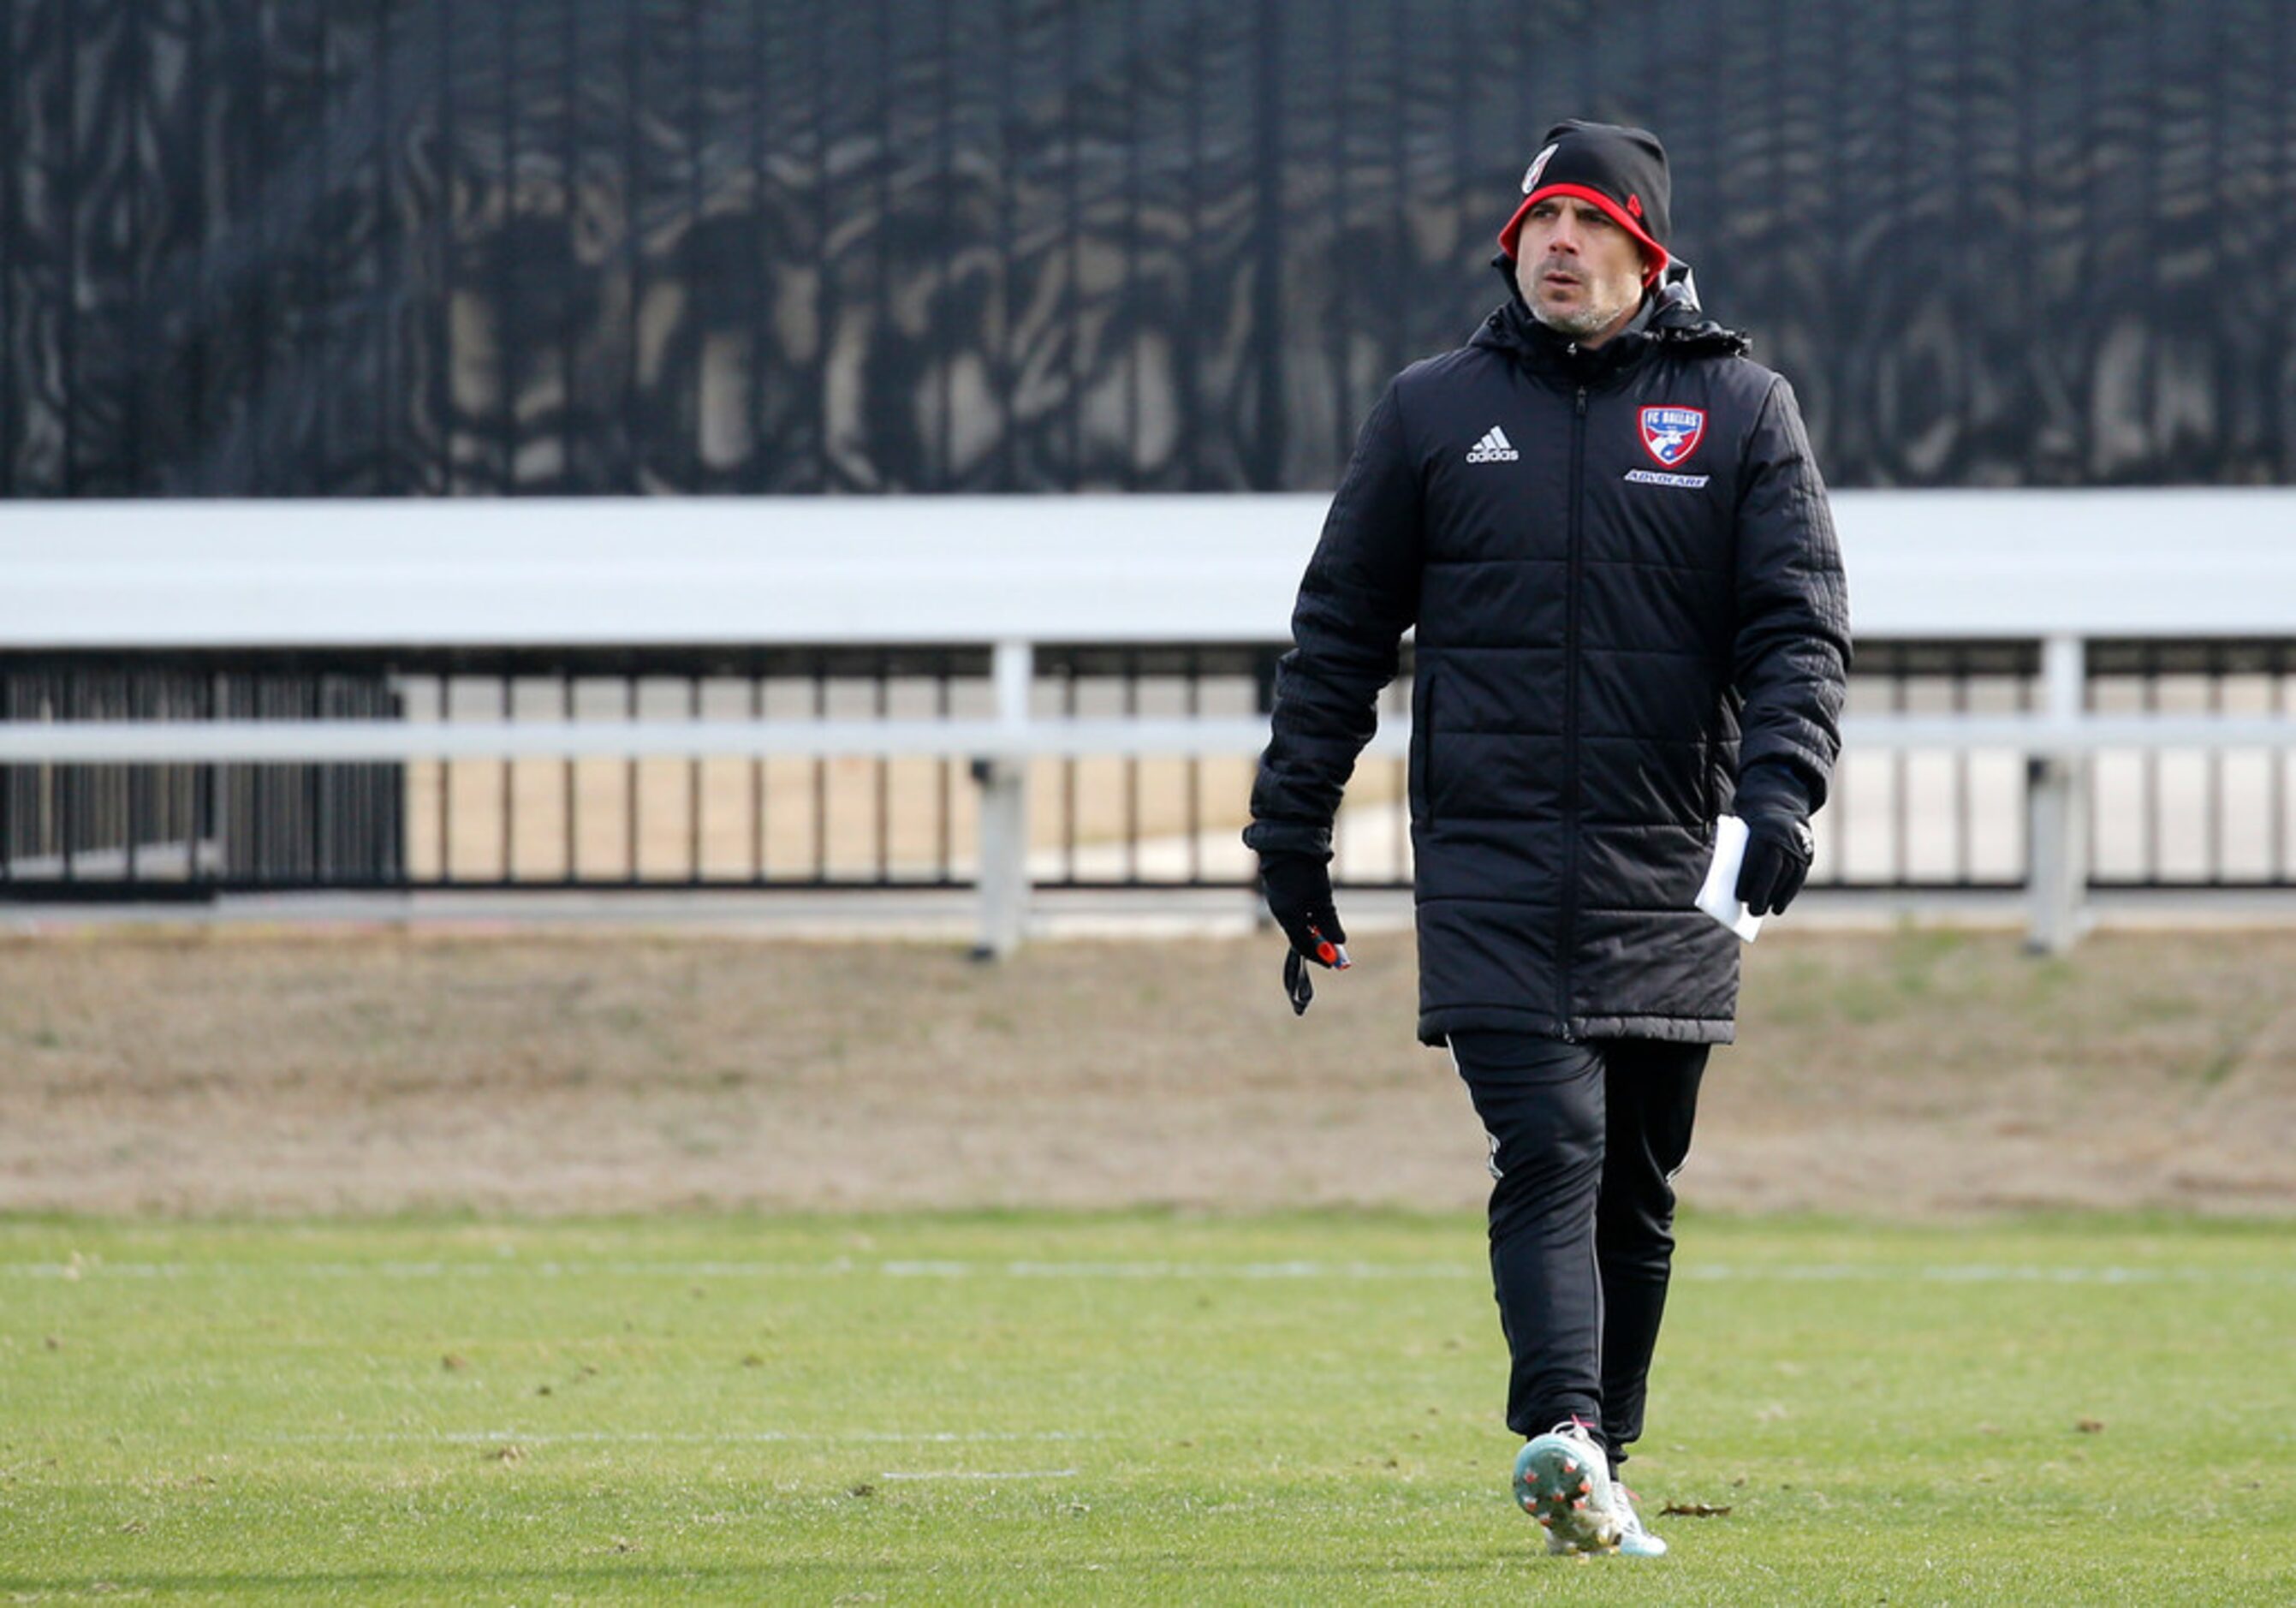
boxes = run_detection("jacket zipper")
[1558,384,1587,1040]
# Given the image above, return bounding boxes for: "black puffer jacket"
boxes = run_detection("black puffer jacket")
[1246,265,1851,1047]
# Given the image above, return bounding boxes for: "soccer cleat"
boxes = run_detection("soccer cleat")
[1611,1482,1668,1557]
[1512,1418,1624,1556]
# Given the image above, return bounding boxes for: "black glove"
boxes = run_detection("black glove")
[1734,765,1817,918]
[1256,851,1351,1015]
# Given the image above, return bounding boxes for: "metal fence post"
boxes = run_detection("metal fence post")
[973,638,1033,960]
[2026,634,2089,953]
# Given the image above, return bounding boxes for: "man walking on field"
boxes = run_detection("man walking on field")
[1244,120,1850,1557]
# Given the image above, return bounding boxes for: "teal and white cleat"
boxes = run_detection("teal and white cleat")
[1511,1418,1624,1556]
[1611,1483,1668,1557]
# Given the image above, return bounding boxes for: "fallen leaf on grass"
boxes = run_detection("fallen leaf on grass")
[1660,1502,1733,1518]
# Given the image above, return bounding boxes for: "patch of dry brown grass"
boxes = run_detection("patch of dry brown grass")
[0,927,2288,1217]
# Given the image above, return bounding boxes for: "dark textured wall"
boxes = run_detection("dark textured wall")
[5,0,2293,496]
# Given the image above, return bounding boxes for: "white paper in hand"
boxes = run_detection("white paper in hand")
[1696,814,1764,942]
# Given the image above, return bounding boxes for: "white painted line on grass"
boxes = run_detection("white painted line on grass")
[1680,1262,2291,1286]
[0,1257,1484,1281]
[876,1469,1080,1482]
[260,1429,1096,1446]
[9,1259,2294,1286]
[880,1260,1480,1280]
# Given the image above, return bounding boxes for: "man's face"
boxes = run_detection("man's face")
[1511,196,1649,345]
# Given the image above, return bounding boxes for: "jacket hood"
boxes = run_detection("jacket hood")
[1473,254,1751,374]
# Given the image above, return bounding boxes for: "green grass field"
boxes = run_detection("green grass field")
[4,1211,2293,1605]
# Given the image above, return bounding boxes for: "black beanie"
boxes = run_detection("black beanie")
[1496,120,1672,284]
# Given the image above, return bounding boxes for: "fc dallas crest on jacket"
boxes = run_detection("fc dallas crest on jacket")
[1638,405,1706,468]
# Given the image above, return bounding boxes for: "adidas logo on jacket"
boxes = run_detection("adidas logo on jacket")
[1466,426,1519,462]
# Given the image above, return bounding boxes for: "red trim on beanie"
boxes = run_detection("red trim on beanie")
[1498,183,1669,285]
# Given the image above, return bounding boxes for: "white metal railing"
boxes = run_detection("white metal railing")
[4,491,2296,950]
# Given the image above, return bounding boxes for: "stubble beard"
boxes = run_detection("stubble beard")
[1522,261,1640,341]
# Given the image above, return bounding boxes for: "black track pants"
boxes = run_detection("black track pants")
[1447,1030,1706,1472]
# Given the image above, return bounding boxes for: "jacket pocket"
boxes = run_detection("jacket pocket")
[1416,667,1440,831]
[1698,722,1717,831]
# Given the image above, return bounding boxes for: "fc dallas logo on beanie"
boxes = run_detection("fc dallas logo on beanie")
[1639,406,1706,468]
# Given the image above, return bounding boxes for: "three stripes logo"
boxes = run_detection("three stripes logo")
[1465,425,1518,463]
